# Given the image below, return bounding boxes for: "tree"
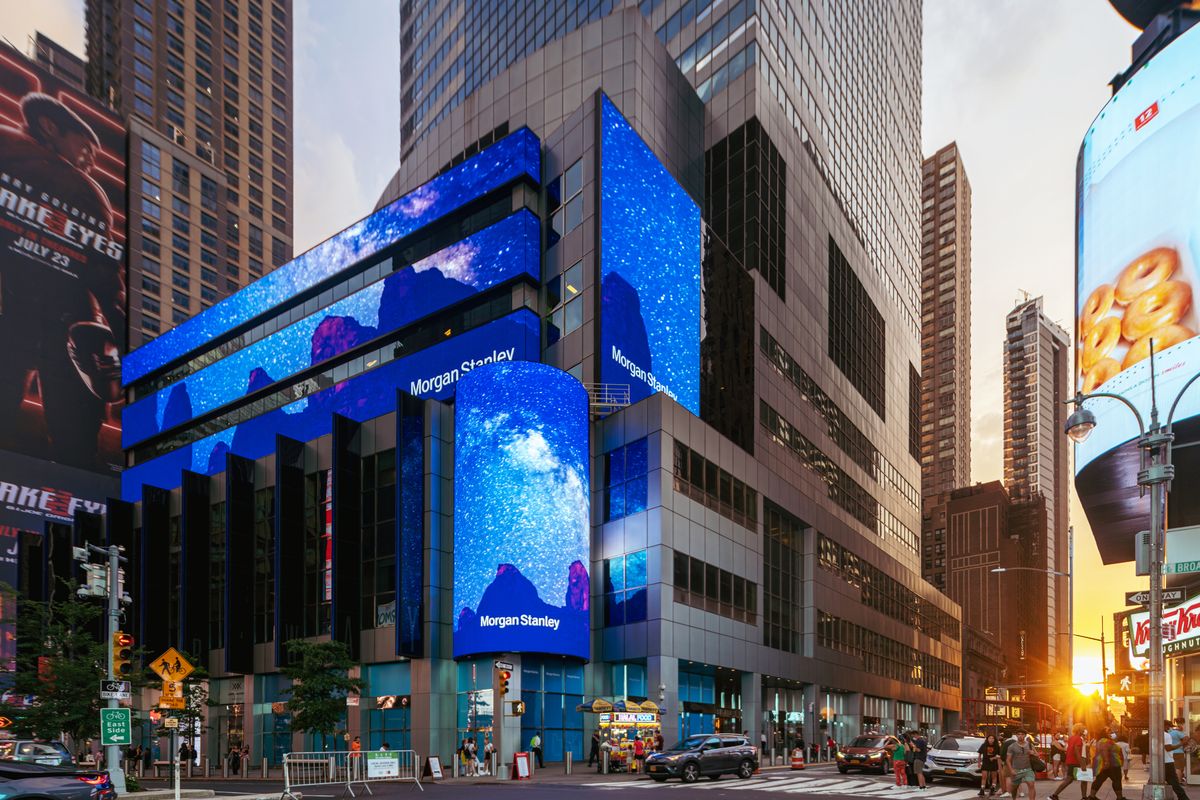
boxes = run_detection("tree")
[1,583,107,745]
[280,639,363,751]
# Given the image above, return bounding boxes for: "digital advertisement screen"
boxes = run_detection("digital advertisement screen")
[1075,24,1200,473]
[598,94,701,415]
[121,310,540,500]
[0,45,126,484]
[123,210,540,448]
[452,362,591,660]
[124,126,541,386]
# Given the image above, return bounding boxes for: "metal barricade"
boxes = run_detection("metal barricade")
[282,750,422,798]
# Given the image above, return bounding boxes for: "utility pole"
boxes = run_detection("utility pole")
[105,545,127,795]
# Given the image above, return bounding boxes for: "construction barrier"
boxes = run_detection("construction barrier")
[282,750,422,798]
[791,748,806,770]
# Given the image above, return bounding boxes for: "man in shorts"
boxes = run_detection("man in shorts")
[1007,729,1038,800]
[910,732,928,790]
[1048,723,1089,800]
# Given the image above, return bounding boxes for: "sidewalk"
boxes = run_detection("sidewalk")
[429,761,816,786]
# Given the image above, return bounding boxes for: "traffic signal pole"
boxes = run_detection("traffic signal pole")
[106,545,127,795]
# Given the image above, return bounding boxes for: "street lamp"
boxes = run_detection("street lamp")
[1064,341,1200,796]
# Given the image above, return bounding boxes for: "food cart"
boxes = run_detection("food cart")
[578,699,664,773]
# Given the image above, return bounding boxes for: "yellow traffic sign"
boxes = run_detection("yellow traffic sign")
[158,695,185,710]
[150,648,194,682]
[162,680,183,699]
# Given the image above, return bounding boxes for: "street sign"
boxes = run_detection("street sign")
[163,717,179,729]
[100,679,131,701]
[1125,589,1184,605]
[158,695,185,710]
[494,660,514,671]
[161,680,183,699]
[511,700,526,715]
[99,708,132,746]
[150,647,194,682]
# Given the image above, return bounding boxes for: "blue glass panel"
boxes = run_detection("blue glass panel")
[625,477,647,514]
[544,693,564,728]
[121,309,540,499]
[124,127,542,385]
[544,664,563,693]
[605,556,625,593]
[398,413,424,657]
[565,663,584,694]
[522,662,541,690]
[124,211,540,447]
[606,486,625,520]
[565,696,583,731]
[626,438,648,476]
[605,593,623,626]
[452,363,591,661]
[598,97,700,413]
[607,447,626,485]
[625,551,646,588]
[625,588,647,623]
[628,664,647,698]
[545,729,563,762]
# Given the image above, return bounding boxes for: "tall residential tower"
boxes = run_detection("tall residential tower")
[85,0,294,347]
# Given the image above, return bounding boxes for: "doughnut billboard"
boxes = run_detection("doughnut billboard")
[1075,23,1200,559]
[452,361,590,660]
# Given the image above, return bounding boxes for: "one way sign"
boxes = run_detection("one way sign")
[1126,589,1184,606]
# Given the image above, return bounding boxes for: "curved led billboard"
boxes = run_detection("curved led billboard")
[599,94,701,415]
[453,361,590,660]
[1076,23,1200,476]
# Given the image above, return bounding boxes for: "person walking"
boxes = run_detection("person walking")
[588,728,601,767]
[1006,729,1038,800]
[633,735,645,773]
[911,731,928,790]
[530,731,544,769]
[1088,729,1127,800]
[1116,734,1131,782]
[891,736,909,788]
[1049,724,1089,800]
[1051,732,1066,780]
[978,733,1001,797]
[1164,720,1189,800]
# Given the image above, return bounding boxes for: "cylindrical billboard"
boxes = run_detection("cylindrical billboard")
[452,361,591,660]
[1075,23,1200,558]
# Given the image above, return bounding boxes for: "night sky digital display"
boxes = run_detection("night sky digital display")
[598,94,700,415]
[452,362,591,661]
[121,310,540,500]
[123,127,541,386]
[123,210,539,448]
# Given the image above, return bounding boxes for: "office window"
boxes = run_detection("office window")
[828,236,886,419]
[360,449,397,629]
[763,500,802,653]
[603,550,647,626]
[253,488,275,643]
[603,438,648,521]
[672,551,756,623]
[544,260,582,345]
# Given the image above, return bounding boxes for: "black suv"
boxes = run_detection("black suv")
[645,734,758,783]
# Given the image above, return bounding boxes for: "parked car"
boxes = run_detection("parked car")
[0,741,75,767]
[923,733,985,785]
[836,735,901,774]
[644,734,758,783]
[0,760,115,800]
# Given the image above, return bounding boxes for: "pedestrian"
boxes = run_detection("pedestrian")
[1171,719,1187,776]
[530,731,544,769]
[227,747,241,775]
[978,733,1000,797]
[1049,723,1089,800]
[380,742,390,751]
[1116,734,1131,781]
[483,738,495,775]
[1136,729,1149,766]
[999,733,1015,798]
[1163,720,1189,800]
[589,728,601,767]
[911,731,928,790]
[655,732,663,752]
[1088,729,1127,800]
[1006,728,1038,800]
[1051,732,1066,780]
[891,736,908,787]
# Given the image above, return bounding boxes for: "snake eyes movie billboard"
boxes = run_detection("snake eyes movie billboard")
[0,45,125,531]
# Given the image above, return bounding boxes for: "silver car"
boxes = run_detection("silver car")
[923,734,985,785]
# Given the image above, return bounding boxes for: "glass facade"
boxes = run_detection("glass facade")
[518,656,585,763]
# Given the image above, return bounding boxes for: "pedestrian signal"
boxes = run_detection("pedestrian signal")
[112,632,134,677]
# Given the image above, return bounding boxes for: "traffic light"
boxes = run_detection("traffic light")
[112,632,134,677]
[498,670,511,697]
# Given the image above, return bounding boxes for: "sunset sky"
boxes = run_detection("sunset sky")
[0,0,1156,690]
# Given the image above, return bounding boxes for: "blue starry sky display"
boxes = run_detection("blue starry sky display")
[123,127,541,386]
[452,362,591,660]
[598,94,701,415]
[123,211,539,449]
[121,310,540,501]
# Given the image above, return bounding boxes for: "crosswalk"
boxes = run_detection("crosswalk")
[580,772,988,798]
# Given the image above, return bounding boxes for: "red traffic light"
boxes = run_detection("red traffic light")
[498,670,511,697]
[114,632,134,647]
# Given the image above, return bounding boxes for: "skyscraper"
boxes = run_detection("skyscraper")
[84,0,294,348]
[1003,295,1070,678]
[31,33,86,91]
[919,142,971,499]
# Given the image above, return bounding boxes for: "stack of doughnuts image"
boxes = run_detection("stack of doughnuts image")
[1079,246,1195,393]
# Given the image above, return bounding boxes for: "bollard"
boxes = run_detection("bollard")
[601,750,609,775]
[261,759,268,778]
[491,752,498,779]
[222,759,229,778]
[186,758,192,778]
[203,756,210,778]
[565,751,572,775]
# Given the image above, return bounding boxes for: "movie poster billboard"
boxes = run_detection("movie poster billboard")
[0,44,125,529]
[598,93,701,415]
[452,362,591,660]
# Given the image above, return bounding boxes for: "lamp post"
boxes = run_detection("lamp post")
[1065,343,1200,798]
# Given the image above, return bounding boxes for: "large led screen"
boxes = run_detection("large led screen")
[124,127,541,386]
[121,310,540,500]
[123,210,540,448]
[599,94,701,415]
[453,362,590,660]
[0,45,124,529]
[1076,24,1200,473]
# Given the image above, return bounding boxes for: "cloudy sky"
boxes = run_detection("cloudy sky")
[0,0,1151,689]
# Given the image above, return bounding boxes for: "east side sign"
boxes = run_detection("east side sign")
[1129,592,1200,663]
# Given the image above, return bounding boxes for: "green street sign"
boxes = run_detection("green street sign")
[100,708,132,746]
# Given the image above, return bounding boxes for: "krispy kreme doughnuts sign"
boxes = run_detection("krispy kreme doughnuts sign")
[1129,592,1200,664]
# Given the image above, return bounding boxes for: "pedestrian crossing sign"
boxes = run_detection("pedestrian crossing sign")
[150,647,195,682]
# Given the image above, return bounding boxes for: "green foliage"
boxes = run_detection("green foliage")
[124,773,142,792]
[0,582,107,743]
[280,639,364,750]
